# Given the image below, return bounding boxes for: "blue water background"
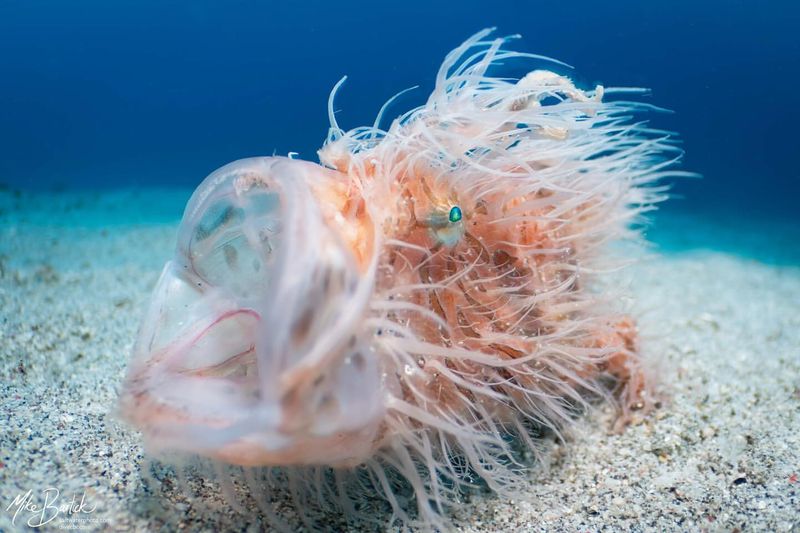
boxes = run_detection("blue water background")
[1,1,798,262]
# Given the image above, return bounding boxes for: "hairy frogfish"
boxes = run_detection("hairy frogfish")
[118,29,683,530]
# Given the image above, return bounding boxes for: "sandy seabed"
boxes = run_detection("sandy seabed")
[1,189,798,532]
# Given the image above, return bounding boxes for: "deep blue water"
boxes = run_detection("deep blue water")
[1,1,798,228]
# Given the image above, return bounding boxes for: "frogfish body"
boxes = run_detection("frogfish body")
[118,29,680,529]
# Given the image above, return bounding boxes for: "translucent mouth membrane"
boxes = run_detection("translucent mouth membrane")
[120,157,384,464]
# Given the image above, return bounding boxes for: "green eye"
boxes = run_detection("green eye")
[426,205,465,247]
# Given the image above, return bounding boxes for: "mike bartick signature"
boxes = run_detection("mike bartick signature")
[5,488,100,528]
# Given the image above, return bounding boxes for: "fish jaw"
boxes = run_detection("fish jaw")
[118,157,387,467]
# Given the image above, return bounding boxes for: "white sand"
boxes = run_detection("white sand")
[1,189,799,532]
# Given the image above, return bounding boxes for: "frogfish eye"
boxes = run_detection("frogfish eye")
[429,205,465,247]
[448,205,463,223]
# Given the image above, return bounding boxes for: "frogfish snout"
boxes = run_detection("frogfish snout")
[118,156,386,467]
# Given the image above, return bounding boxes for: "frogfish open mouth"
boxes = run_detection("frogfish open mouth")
[118,28,683,529]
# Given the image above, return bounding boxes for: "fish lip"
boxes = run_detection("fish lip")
[118,308,262,417]
[157,308,261,374]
